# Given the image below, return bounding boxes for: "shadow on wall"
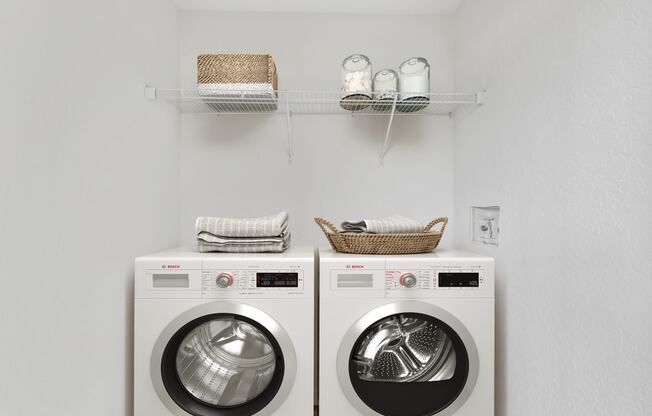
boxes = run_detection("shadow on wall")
[125,269,135,416]
[496,278,506,416]
[186,114,283,146]
[348,114,435,151]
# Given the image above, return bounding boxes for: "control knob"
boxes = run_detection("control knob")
[216,273,234,288]
[400,272,417,288]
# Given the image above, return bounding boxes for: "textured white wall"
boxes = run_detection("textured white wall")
[453,1,652,414]
[0,1,179,415]
[174,0,464,15]
[178,12,456,246]
[3,2,650,414]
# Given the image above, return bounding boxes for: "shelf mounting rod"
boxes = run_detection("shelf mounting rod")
[144,85,157,101]
[476,90,488,105]
[285,97,293,164]
[380,95,398,163]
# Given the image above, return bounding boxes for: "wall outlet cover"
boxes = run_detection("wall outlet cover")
[471,206,500,246]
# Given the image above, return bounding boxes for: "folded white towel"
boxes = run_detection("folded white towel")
[196,212,289,238]
[197,232,290,245]
[197,84,278,112]
[197,232,291,253]
[341,215,425,234]
[197,83,276,97]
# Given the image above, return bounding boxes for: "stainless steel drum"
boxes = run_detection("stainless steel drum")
[352,313,456,383]
[175,316,276,406]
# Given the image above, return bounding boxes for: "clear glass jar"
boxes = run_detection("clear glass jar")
[340,54,372,111]
[372,69,398,111]
[398,57,430,112]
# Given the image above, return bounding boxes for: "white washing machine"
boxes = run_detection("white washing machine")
[135,247,314,416]
[319,249,494,416]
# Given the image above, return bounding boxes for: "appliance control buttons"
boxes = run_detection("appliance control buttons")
[400,272,417,288]
[216,273,234,288]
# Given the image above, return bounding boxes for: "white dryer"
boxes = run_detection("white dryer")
[319,249,494,416]
[135,247,314,416]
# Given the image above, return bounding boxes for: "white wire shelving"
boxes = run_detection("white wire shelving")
[145,87,486,162]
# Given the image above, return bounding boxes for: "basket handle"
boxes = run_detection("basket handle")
[424,217,448,234]
[314,217,350,250]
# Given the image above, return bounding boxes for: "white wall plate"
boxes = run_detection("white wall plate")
[471,206,500,246]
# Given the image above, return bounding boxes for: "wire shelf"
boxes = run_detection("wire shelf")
[152,89,484,117]
[146,86,486,163]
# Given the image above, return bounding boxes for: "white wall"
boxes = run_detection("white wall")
[3,2,650,415]
[178,12,456,246]
[0,1,179,415]
[454,1,652,415]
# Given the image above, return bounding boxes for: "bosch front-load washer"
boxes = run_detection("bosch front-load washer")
[135,247,314,416]
[319,249,494,416]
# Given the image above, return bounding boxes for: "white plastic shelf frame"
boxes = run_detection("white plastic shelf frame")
[146,87,486,162]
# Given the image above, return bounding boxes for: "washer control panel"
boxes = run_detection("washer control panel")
[202,269,304,295]
[438,272,481,288]
[399,272,418,288]
[215,272,234,288]
[386,269,485,291]
[386,270,433,290]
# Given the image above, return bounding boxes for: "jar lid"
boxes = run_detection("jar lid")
[343,54,371,71]
[399,57,429,74]
[373,69,398,81]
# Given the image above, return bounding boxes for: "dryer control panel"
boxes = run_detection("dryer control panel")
[202,269,305,296]
[321,250,494,299]
[385,268,485,291]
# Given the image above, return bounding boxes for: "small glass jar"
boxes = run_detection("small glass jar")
[340,54,372,111]
[398,57,430,112]
[372,69,398,111]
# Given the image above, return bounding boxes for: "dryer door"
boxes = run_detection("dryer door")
[151,302,296,416]
[337,301,479,416]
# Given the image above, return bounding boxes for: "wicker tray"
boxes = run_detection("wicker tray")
[197,53,278,90]
[314,217,448,255]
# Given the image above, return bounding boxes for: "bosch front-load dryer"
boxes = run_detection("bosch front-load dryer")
[135,247,314,416]
[319,249,494,416]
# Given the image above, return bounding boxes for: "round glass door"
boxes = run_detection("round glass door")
[160,314,285,416]
[348,312,470,416]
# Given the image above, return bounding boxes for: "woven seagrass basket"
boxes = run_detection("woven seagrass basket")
[314,217,448,255]
[197,53,278,90]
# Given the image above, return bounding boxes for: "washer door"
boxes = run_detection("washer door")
[337,301,479,416]
[151,302,296,416]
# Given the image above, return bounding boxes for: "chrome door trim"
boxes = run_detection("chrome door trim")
[336,301,479,416]
[151,301,297,416]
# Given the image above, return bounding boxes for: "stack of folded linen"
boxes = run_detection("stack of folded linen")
[198,83,278,112]
[195,212,290,253]
[341,215,425,234]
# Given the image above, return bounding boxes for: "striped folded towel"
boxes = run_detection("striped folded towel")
[197,83,276,98]
[197,232,291,253]
[341,215,425,234]
[196,212,289,238]
[195,212,290,253]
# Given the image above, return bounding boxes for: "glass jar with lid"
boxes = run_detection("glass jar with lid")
[372,69,398,111]
[340,54,372,111]
[398,57,430,112]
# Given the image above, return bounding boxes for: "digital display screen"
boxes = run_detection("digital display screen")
[256,272,299,288]
[438,272,480,288]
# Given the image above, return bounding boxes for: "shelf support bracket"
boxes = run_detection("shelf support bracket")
[380,95,398,164]
[285,99,294,164]
[476,90,488,105]
[144,85,157,101]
